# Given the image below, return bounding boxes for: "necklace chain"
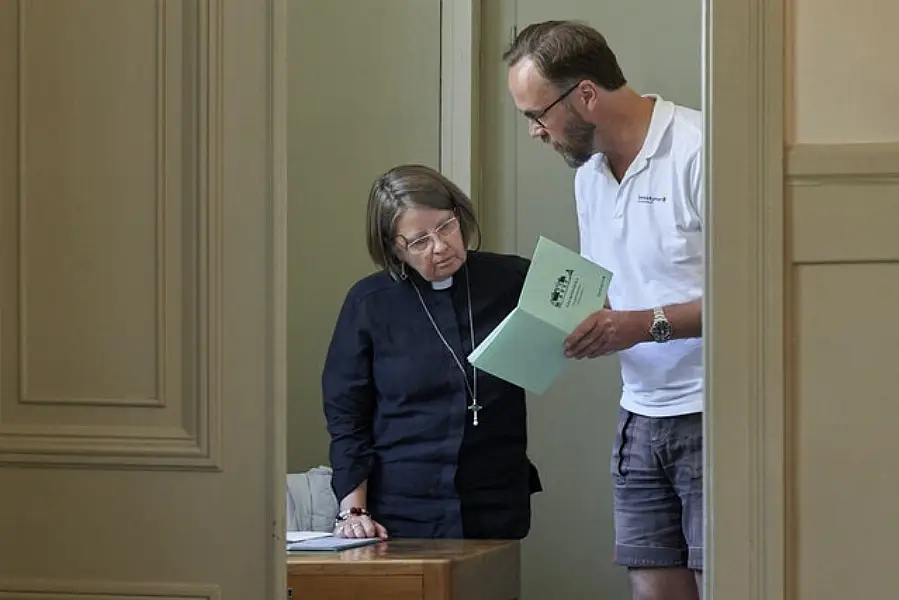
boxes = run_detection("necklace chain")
[411,265,482,426]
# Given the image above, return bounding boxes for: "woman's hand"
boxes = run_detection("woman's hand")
[334,514,388,540]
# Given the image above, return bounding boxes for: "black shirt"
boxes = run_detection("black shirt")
[321,251,542,539]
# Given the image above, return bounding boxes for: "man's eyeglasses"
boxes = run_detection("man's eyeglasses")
[523,81,581,129]
[398,216,461,255]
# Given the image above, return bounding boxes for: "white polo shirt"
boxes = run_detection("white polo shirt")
[574,96,704,417]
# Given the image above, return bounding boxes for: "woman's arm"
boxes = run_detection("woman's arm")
[339,481,368,511]
[334,479,387,539]
[321,290,387,539]
[321,292,376,510]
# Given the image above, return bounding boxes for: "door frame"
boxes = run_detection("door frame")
[440,0,482,202]
[269,0,289,598]
[440,1,787,598]
[701,0,785,598]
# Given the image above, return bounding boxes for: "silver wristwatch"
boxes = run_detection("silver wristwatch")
[649,307,672,343]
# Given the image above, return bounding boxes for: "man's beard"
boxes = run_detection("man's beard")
[550,112,596,168]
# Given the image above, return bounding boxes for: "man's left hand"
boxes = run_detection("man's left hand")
[563,309,649,359]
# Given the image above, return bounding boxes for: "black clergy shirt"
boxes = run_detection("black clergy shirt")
[322,251,542,539]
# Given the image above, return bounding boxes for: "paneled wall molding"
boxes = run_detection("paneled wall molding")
[788,142,899,266]
[785,140,899,598]
[0,578,220,599]
[0,0,224,471]
[17,0,167,410]
[787,142,899,178]
[0,1,286,597]
[440,0,481,205]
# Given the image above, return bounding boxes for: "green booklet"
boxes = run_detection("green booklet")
[467,236,613,394]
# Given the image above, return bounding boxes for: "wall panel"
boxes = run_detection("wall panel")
[0,0,221,469]
[786,142,899,600]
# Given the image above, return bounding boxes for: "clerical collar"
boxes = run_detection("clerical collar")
[431,276,453,290]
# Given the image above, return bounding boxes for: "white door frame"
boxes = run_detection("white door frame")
[437,1,787,598]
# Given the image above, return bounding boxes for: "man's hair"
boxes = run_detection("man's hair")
[366,164,480,280]
[503,20,627,92]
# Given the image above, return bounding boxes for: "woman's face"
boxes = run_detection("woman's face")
[394,207,466,282]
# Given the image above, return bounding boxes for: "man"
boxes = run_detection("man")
[504,20,705,600]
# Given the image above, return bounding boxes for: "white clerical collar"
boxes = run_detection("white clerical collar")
[431,275,453,290]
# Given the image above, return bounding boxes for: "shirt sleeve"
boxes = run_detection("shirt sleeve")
[321,290,376,503]
[688,147,704,228]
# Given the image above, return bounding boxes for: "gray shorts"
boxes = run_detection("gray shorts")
[610,407,703,571]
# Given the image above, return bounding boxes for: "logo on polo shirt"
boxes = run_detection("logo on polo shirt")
[638,194,667,204]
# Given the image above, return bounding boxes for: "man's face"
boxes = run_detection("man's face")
[507,58,596,168]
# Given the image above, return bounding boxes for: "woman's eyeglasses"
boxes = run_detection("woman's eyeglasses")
[399,216,461,255]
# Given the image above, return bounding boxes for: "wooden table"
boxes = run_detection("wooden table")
[286,539,520,600]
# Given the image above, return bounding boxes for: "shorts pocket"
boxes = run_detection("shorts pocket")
[610,408,634,482]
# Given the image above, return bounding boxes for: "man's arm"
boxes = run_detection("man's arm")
[628,298,702,342]
[564,298,702,359]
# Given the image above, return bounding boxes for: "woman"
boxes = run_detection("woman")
[321,164,542,541]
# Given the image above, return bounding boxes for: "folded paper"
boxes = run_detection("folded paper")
[467,236,613,394]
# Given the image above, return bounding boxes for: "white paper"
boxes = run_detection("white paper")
[286,531,332,543]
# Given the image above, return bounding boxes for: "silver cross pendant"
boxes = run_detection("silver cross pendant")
[468,400,482,426]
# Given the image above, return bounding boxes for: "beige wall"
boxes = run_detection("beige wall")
[789,0,899,143]
[286,0,442,471]
[786,0,899,597]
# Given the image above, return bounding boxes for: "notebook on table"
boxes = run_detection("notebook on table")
[286,531,382,552]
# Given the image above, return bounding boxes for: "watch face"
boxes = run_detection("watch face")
[651,320,672,342]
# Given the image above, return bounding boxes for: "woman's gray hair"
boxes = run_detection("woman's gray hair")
[366,164,481,279]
